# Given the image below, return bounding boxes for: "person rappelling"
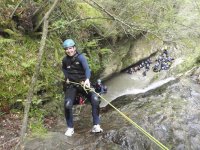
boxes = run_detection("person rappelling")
[62,39,103,136]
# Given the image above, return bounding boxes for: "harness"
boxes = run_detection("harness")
[73,92,87,116]
[74,93,86,105]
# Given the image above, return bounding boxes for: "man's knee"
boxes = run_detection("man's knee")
[65,98,73,109]
[91,93,100,105]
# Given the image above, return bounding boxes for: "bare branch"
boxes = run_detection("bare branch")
[33,1,57,32]
[49,16,110,32]
[10,0,24,18]
[0,137,19,149]
[83,0,143,32]
[194,0,200,15]
[34,16,45,32]
[17,0,60,149]
[83,0,163,40]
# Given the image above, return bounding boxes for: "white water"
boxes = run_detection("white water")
[100,70,176,107]
[100,56,185,107]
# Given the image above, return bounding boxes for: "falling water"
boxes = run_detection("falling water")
[100,71,176,107]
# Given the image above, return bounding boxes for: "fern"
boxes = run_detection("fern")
[99,48,113,55]
[0,38,15,44]
[21,58,36,68]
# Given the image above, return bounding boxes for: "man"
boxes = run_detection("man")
[153,62,160,72]
[62,39,103,136]
[95,79,105,94]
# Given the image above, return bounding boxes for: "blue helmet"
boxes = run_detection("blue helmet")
[63,39,75,49]
[97,79,101,84]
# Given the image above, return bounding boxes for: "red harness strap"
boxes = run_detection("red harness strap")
[79,96,85,105]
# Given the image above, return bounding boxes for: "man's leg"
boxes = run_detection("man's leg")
[87,91,100,125]
[89,91,103,132]
[64,87,76,128]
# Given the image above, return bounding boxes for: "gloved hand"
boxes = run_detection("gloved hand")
[65,78,70,84]
[84,78,90,89]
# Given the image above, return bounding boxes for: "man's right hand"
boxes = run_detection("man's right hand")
[84,78,90,89]
[65,78,70,84]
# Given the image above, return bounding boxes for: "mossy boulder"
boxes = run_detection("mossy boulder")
[100,34,163,79]
[76,2,119,38]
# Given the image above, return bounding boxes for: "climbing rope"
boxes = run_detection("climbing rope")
[94,90,169,150]
[52,75,169,150]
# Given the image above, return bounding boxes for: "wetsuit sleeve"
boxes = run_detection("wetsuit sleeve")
[100,84,104,94]
[62,57,68,79]
[78,54,91,79]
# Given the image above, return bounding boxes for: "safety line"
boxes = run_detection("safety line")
[98,92,169,149]
[68,80,169,150]
[50,75,169,150]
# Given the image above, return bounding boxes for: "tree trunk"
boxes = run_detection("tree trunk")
[17,0,59,149]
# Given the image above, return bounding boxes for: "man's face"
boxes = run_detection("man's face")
[65,46,76,56]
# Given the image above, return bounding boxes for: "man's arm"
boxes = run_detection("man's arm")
[62,58,69,81]
[79,54,91,79]
[79,54,91,87]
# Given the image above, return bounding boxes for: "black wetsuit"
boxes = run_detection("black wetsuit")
[62,51,100,128]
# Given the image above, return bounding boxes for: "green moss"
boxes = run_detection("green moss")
[4,29,21,37]
[29,108,47,136]
[175,40,200,74]
[0,35,61,112]
[76,2,118,37]
[76,2,104,26]
[0,38,16,44]
[176,57,195,73]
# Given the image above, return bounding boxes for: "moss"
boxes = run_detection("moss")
[0,37,38,106]
[174,39,200,74]
[76,2,118,37]
[121,34,162,69]
[29,108,47,136]
[0,38,16,44]
[76,3,104,27]
[176,57,196,73]
[0,35,63,115]
[4,29,22,37]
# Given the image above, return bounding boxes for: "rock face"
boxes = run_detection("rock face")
[100,35,162,79]
[99,0,200,80]
[100,69,200,149]
[25,67,200,149]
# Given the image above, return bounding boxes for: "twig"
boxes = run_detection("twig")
[84,0,143,32]
[33,17,45,32]
[49,17,110,32]
[10,0,24,18]
[0,137,19,148]
[83,0,163,40]
[194,0,200,14]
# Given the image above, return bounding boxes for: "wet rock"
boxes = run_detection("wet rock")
[173,130,185,142]
[188,123,200,137]
[25,67,200,149]
[176,144,185,150]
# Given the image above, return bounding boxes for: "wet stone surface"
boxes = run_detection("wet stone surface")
[24,67,200,149]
